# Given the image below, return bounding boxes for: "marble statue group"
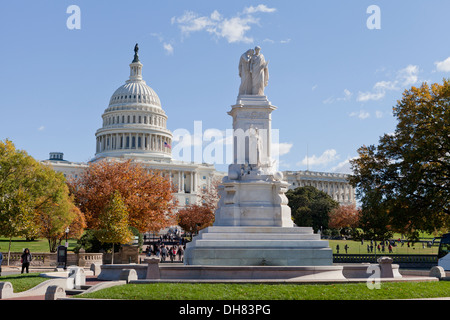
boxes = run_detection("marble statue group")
[239,46,269,96]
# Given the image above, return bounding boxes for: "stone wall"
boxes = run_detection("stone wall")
[97,245,140,265]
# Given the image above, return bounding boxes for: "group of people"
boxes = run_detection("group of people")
[145,244,185,262]
[366,243,394,254]
[335,244,350,254]
[0,247,33,276]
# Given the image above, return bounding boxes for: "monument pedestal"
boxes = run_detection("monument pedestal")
[184,226,333,266]
[184,92,334,267]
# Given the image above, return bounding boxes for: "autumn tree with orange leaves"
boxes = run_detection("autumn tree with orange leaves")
[177,179,220,235]
[328,204,361,237]
[68,160,177,233]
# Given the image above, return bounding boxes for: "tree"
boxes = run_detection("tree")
[35,187,86,252]
[95,191,133,264]
[0,140,41,253]
[0,139,82,261]
[286,186,339,232]
[328,204,360,237]
[350,80,450,236]
[176,179,220,235]
[69,160,177,233]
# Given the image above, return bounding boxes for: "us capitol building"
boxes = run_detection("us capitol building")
[41,46,355,208]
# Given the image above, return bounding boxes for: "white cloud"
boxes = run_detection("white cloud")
[217,16,257,43]
[435,57,450,72]
[263,38,275,43]
[150,33,175,55]
[243,4,276,14]
[38,126,45,131]
[323,89,352,104]
[272,142,293,157]
[357,64,420,102]
[330,157,357,174]
[263,38,291,45]
[322,96,335,104]
[163,43,174,55]
[338,89,352,101]
[171,5,276,43]
[350,110,370,120]
[375,110,383,118]
[398,64,419,86]
[373,80,398,91]
[297,149,339,167]
[357,91,385,102]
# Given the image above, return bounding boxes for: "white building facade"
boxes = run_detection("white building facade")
[283,170,356,206]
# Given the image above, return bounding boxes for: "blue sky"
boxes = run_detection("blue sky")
[1,1,450,174]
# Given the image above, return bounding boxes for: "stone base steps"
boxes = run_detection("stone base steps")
[185,226,333,266]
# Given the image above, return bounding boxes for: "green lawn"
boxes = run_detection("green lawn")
[328,239,438,255]
[77,281,450,300]
[0,237,77,253]
[0,273,48,292]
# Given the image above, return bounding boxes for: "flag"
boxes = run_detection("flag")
[164,141,171,149]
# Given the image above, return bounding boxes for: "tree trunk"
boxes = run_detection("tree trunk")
[111,243,114,264]
[7,236,12,266]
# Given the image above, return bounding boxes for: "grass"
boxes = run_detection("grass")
[328,239,438,255]
[0,273,48,292]
[0,237,78,253]
[77,281,450,300]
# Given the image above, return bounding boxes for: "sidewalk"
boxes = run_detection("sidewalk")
[1,272,107,300]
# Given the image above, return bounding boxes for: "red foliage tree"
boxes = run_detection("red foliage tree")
[176,178,220,234]
[68,160,177,233]
[328,204,361,234]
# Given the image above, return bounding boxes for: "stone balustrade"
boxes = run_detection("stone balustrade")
[0,252,103,267]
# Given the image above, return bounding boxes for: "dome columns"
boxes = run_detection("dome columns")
[96,132,172,155]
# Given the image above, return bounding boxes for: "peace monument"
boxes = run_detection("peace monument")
[184,47,334,266]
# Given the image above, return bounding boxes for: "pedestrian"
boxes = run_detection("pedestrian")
[0,247,3,276]
[161,245,167,262]
[178,246,184,261]
[344,244,349,254]
[21,248,32,274]
[336,244,340,254]
[169,246,174,262]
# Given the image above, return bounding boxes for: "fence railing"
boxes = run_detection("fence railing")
[333,253,438,268]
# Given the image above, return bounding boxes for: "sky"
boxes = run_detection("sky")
[1,1,450,174]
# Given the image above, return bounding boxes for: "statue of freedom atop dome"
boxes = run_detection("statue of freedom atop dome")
[133,43,140,63]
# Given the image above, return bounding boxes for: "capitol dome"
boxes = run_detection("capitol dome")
[94,44,173,161]
[109,81,161,108]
